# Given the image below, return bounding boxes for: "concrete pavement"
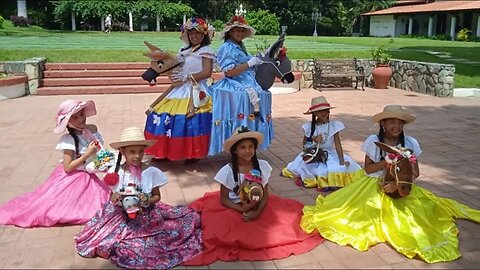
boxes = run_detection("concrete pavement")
[0,87,479,269]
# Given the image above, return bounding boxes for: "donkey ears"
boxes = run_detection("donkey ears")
[374,141,403,154]
[144,41,163,52]
[268,33,286,59]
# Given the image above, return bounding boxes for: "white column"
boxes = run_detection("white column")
[156,14,160,32]
[408,18,413,35]
[450,16,456,40]
[71,12,76,31]
[427,16,433,37]
[183,14,186,25]
[476,15,480,37]
[100,16,105,32]
[129,11,133,32]
[17,0,27,18]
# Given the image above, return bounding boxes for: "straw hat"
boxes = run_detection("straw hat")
[219,15,256,40]
[223,126,263,153]
[372,105,416,124]
[54,99,96,134]
[180,17,215,45]
[303,96,335,114]
[110,127,155,150]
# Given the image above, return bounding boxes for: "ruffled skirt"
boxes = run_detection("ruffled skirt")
[0,164,110,228]
[300,171,480,263]
[182,191,323,265]
[282,152,362,188]
[144,83,212,160]
[208,78,273,156]
[75,201,203,269]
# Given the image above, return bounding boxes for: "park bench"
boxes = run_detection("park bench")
[312,58,365,91]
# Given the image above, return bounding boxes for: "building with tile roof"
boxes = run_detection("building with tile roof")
[362,0,480,39]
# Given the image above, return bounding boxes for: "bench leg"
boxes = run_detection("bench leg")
[355,77,358,90]
[361,77,365,91]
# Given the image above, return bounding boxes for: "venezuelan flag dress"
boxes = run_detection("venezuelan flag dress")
[207,40,273,156]
[144,46,214,160]
[300,134,480,263]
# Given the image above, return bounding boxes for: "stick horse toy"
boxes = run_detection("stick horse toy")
[375,141,416,198]
[141,41,187,115]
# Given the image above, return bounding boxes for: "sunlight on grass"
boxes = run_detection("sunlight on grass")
[1,20,479,87]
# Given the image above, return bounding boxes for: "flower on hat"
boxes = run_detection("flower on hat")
[230,15,247,25]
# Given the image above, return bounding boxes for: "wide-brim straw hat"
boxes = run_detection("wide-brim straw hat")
[219,15,256,40]
[110,127,155,150]
[372,105,416,124]
[223,126,263,153]
[180,17,215,45]
[54,99,96,134]
[304,96,335,114]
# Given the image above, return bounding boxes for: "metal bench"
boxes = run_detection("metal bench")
[312,58,365,91]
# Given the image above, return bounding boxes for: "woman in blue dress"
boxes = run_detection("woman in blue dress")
[208,15,273,156]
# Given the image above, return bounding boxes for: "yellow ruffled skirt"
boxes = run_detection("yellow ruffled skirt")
[300,171,480,263]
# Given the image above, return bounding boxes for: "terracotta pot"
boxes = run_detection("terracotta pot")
[372,64,392,89]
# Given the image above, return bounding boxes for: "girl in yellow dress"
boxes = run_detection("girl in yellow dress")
[300,105,480,263]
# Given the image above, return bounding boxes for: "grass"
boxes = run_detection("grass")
[1,20,479,87]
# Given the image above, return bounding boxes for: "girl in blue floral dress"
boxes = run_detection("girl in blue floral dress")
[75,127,203,269]
[208,16,273,156]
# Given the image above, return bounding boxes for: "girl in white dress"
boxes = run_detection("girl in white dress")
[144,17,215,162]
[281,96,361,191]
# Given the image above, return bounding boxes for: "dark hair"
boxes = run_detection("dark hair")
[180,29,211,53]
[308,110,329,141]
[224,30,248,55]
[229,138,261,194]
[378,123,406,160]
[67,126,80,156]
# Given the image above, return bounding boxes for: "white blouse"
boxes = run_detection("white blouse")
[361,134,422,177]
[302,120,345,152]
[111,166,168,195]
[214,160,272,204]
[55,131,104,171]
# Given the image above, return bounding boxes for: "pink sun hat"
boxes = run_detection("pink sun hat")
[53,99,97,134]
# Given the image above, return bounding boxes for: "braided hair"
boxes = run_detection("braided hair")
[378,122,406,160]
[67,126,80,157]
[308,110,329,141]
[230,138,261,194]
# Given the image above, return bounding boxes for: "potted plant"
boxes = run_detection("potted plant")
[371,41,393,89]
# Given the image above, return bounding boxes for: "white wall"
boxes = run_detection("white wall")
[369,15,396,36]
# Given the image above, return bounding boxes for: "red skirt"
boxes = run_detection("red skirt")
[183,191,324,265]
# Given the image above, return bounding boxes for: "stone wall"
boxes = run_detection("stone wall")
[0,57,46,95]
[292,58,455,97]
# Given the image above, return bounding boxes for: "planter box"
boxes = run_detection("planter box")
[0,75,28,100]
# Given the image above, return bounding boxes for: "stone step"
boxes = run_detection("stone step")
[43,69,148,78]
[41,76,172,87]
[36,84,170,95]
[44,62,149,70]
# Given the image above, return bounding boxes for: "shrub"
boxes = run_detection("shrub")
[456,28,471,42]
[211,19,224,33]
[430,34,451,41]
[254,37,270,52]
[10,15,32,27]
[371,39,394,65]
[0,16,4,28]
[245,9,280,35]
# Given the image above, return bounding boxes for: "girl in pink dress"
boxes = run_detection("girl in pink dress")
[0,99,111,228]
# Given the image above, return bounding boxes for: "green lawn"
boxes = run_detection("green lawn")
[1,20,479,88]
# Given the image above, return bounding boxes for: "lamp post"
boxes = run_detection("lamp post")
[311,9,321,37]
[235,3,246,16]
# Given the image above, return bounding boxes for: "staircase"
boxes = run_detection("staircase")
[37,62,172,95]
[37,62,301,96]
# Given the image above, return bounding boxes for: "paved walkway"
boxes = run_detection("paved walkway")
[0,87,479,269]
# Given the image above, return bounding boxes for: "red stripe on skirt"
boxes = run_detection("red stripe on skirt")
[144,133,210,160]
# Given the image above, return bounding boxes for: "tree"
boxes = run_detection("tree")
[245,9,280,35]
